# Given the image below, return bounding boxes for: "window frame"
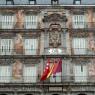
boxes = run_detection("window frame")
[24,38,38,55]
[51,0,59,5]
[73,0,81,5]
[0,65,12,83]
[29,0,36,5]
[24,14,38,29]
[6,0,14,5]
[23,64,38,83]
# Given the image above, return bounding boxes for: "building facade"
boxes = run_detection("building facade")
[0,0,95,95]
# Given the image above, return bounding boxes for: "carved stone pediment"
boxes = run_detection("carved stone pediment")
[43,13,68,22]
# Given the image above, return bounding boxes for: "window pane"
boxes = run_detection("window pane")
[24,15,38,29]
[23,65,37,83]
[0,66,11,83]
[72,38,87,54]
[74,65,87,82]
[0,39,13,55]
[24,39,38,55]
[2,15,14,29]
[72,15,86,28]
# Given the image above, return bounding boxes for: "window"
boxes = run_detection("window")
[29,0,36,4]
[74,65,87,82]
[24,15,38,29]
[73,0,81,4]
[0,39,13,55]
[6,0,14,5]
[0,66,11,83]
[23,65,37,83]
[72,15,86,28]
[72,38,87,54]
[24,39,38,55]
[1,14,14,29]
[51,0,59,5]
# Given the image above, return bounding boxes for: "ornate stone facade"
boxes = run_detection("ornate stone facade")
[0,4,95,95]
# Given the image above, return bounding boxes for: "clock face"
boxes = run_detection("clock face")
[48,48,64,55]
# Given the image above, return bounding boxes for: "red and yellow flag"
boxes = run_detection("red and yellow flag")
[40,59,50,81]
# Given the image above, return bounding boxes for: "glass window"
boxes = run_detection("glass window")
[74,0,81,4]
[24,39,38,55]
[6,0,14,5]
[23,65,37,83]
[72,38,87,54]
[0,66,11,83]
[1,14,14,29]
[51,0,59,5]
[24,15,38,29]
[29,0,36,4]
[74,65,87,82]
[72,15,86,28]
[0,39,13,55]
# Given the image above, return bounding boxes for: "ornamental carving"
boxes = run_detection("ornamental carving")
[12,60,23,80]
[43,13,67,22]
[14,34,24,54]
[49,24,61,48]
[14,10,24,29]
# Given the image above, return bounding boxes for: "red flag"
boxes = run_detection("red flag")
[40,59,50,81]
[52,58,62,77]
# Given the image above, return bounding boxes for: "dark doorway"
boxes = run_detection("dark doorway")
[25,94,32,95]
[52,94,59,95]
[0,94,7,95]
[78,94,86,95]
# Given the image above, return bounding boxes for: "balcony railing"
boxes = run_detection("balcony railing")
[70,22,95,29]
[0,22,38,29]
[44,47,67,55]
[0,49,39,55]
[0,76,95,83]
[0,48,95,56]
[72,48,95,55]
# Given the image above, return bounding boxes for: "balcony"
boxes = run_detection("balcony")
[71,48,95,56]
[0,49,39,56]
[0,76,95,84]
[0,22,39,30]
[70,22,95,30]
[44,47,67,55]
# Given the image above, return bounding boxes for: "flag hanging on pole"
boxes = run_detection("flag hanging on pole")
[40,58,50,81]
[47,58,62,78]
[52,58,62,77]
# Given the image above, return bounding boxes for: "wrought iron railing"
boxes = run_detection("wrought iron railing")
[0,76,94,83]
[71,48,95,55]
[70,22,95,29]
[0,48,95,55]
[0,22,38,29]
[0,49,39,55]
[44,47,67,55]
